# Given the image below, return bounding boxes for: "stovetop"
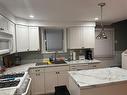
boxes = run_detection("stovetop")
[0,79,20,88]
[0,73,24,79]
[0,72,25,89]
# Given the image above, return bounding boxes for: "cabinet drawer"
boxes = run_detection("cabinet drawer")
[45,66,69,72]
[29,68,45,73]
[70,64,88,71]
[88,64,100,69]
[77,64,88,70]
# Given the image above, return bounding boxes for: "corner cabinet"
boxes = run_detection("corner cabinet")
[16,25,40,52]
[68,26,95,49]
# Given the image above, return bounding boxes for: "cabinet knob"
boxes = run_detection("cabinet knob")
[0,28,4,30]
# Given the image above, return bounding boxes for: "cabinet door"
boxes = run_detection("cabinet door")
[29,27,40,51]
[82,27,95,48]
[16,25,29,52]
[30,73,45,95]
[0,15,8,33]
[57,71,69,88]
[68,27,82,49]
[8,22,16,53]
[45,72,57,94]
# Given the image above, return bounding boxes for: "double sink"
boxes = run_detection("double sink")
[36,60,67,66]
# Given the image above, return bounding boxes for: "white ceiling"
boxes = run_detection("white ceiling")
[0,0,127,24]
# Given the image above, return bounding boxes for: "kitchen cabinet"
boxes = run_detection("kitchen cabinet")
[16,25,29,52]
[16,25,40,52]
[29,68,45,95]
[45,66,69,94]
[0,15,8,33]
[69,64,88,71]
[88,63,101,69]
[8,21,16,53]
[68,26,95,49]
[68,27,82,49]
[28,27,40,51]
[45,71,58,93]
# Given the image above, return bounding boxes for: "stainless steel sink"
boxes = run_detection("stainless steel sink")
[36,60,66,66]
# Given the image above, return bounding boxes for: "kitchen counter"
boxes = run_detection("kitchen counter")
[66,59,101,64]
[4,63,36,74]
[0,88,16,95]
[69,67,127,89]
[3,59,101,74]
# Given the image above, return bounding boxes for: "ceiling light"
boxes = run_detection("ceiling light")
[95,17,99,21]
[96,2,107,40]
[29,15,34,18]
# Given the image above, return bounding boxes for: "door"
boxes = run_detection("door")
[57,71,69,88]
[45,72,57,94]
[68,27,82,49]
[29,27,40,51]
[16,25,29,52]
[30,73,45,95]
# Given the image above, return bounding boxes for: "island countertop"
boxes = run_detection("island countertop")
[69,67,127,89]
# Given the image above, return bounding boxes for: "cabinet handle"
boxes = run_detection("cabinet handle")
[93,65,96,67]
[36,73,40,76]
[0,28,4,30]
[58,72,60,74]
[35,70,40,72]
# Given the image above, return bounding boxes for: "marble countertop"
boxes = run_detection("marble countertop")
[69,67,127,89]
[4,63,36,74]
[0,88,16,95]
[66,59,101,64]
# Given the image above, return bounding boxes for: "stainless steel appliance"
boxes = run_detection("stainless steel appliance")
[85,49,93,60]
[0,72,31,95]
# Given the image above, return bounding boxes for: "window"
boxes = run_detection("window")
[40,28,66,53]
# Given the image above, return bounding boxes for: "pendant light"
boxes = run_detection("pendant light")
[96,3,107,39]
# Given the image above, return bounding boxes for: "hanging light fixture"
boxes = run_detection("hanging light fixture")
[96,2,107,39]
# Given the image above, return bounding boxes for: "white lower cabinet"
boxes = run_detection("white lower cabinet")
[45,66,69,94]
[29,66,69,95]
[45,72,58,93]
[57,71,69,87]
[29,68,45,95]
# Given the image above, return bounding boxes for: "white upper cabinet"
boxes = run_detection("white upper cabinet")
[16,25,29,52]
[16,25,40,52]
[68,27,82,49]
[68,26,95,49]
[82,27,95,48]
[0,15,8,33]
[28,27,40,51]
[8,21,16,53]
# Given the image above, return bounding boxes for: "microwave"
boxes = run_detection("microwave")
[0,32,13,55]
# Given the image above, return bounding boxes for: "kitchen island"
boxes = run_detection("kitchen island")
[69,67,127,95]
